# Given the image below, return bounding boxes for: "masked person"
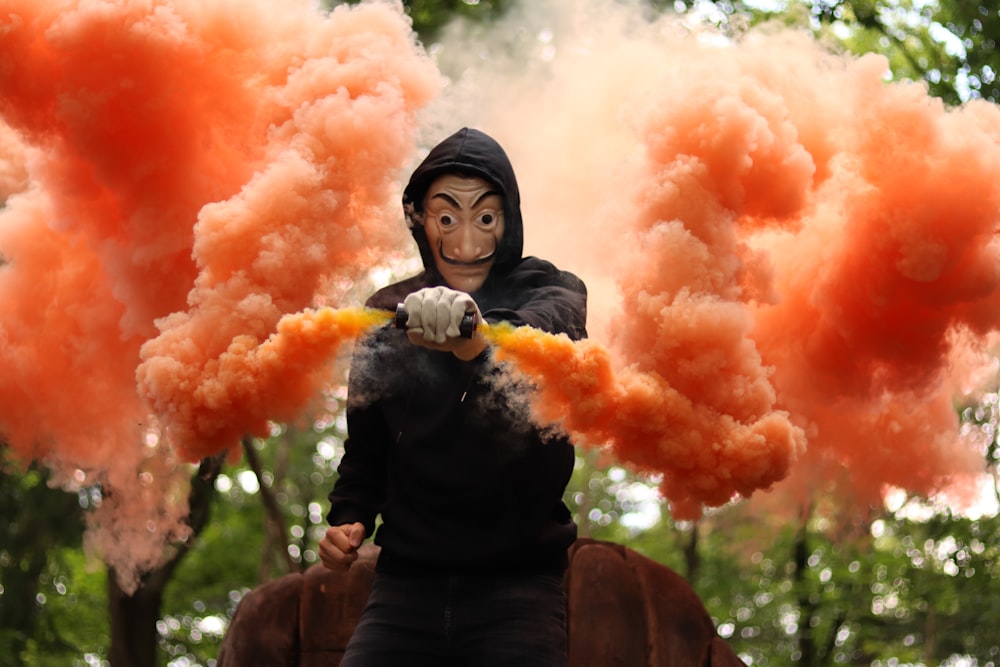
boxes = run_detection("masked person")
[319,127,587,666]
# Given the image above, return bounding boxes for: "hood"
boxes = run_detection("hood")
[403,128,524,278]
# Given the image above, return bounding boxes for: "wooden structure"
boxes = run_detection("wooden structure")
[218,538,745,666]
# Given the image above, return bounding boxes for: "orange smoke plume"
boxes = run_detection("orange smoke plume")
[475,11,997,516]
[143,307,391,461]
[618,41,1000,512]
[5,0,1000,592]
[0,0,438,590]
[488,324,803,519]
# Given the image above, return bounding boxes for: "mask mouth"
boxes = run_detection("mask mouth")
[436,236,499,266]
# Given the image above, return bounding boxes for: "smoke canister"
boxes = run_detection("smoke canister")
[394,304,476,338]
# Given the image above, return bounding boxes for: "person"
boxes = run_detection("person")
[319,127,588,666]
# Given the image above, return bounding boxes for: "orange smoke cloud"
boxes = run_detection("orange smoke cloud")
[135,0,441,462]
[0,0,438,590]
[5,0,1000,593]
[143,306,391,461]
[459,9,997,515]
[744,54,1000,508]
[488,324,803,519]
[625,39,1000,511]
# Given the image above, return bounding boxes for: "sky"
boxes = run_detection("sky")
[2,0,999,587]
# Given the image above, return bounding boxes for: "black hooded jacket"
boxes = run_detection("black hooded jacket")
[326,128,588,575]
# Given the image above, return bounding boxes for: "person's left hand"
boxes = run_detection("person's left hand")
[403,286,487,361]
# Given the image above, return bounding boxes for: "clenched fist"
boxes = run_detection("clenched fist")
[402,286,487,360]
[318,522,366,570]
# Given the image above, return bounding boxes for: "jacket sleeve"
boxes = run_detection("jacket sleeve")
[325,339,389,537]
[482,257,588,341]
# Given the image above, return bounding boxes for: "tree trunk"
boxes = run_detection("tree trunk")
[107,573,164,667]
[106,454,223,667]
[242,435,296,579]
[682,521,700,583]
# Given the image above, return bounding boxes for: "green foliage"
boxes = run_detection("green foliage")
[156,473,264,664]
[735,1,1000,105]
[20,549,110,667]
[660,1,1000,105]
[156,414,348,666]
[330,0,515,45]
[645,501,1000,665]
[0,451,89,667]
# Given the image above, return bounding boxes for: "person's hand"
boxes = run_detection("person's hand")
[319,522,365,570]
[403,286,481,342]
[403,286,487,361]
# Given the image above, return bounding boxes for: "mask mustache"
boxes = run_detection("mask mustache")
[437,237,498,266]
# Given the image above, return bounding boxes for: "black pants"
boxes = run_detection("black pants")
[340,571,569,667]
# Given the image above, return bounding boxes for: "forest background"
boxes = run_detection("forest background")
[2,0,999,666]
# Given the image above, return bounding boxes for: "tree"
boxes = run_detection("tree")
[651,489,1000,665]
[154,405,350,666]
[671,1,1000,105]
[334,0,515,44]
[105,456,223,667]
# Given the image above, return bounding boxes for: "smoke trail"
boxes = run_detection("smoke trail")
[488,323,802,519]
[0,0,438,590]
[147,306,392,460]
[424,3,998,515]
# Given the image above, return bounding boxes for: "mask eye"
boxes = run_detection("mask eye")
[476,211,498,227]
[438,213,457,227]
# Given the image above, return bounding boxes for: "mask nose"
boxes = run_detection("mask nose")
[449,223,485,262]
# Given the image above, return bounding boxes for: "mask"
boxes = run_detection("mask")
[423,174,505,292]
